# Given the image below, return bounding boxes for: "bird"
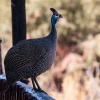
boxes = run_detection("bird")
[4,8,63,92]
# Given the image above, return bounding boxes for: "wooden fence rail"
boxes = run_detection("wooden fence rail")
[0,74,55,100]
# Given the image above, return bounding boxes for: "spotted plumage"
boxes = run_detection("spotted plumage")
[4,8,63,91]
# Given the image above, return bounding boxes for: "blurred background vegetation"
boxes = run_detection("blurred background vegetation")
[0,0,100,100]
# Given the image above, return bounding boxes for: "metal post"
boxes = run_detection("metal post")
[11,0,26,45]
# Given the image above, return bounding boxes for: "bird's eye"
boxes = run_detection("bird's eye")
[54,14,59,19]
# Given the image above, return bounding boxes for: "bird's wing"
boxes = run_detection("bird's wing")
[4,39,48,71]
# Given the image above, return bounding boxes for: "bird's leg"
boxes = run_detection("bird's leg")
[31,75,37,90]
[34,77,42,90]
[33,75,47,94]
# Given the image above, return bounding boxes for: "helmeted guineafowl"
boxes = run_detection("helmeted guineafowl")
[4,8,63,91]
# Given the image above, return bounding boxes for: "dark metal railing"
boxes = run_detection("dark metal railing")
[0,74,55,100]
[0,75,34,100]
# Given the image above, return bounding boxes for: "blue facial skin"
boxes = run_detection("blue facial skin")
[54,14,59,19]
[51,14,59,27]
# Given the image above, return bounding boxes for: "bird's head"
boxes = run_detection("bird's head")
[50,8,63,27]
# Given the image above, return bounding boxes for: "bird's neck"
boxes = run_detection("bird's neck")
[49,25,57,39]
[48,16,57,41]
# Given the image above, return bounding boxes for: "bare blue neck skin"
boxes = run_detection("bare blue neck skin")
[48,15,57,39]
[51,15,57,28]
